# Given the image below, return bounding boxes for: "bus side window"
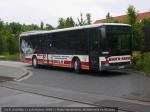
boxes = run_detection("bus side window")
[80,29,88,54]
[89,28,99,51]
[46,33,53,53]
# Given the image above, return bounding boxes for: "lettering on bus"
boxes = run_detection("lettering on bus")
[108,56,131,61]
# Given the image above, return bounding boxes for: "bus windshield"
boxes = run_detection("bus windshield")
[102,25,131,55]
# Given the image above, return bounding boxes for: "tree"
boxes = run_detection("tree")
[0,36,4,54]
[45,24,54,30]
[77,13,86,26]
[57,18,65,29]
[141,18,150,26]
[127,5,142,50]
[76,13,92,26]
[57,17,75,29]
[0,30,13,54]
[86,13,92,25]
[7,36,16,54]
[65,17,75,28]
[127,5,137,26]
[0,19,4,31]
[40,21,44,30]
[106,12,114,23]
[21,24,40,32]
[9,22,22,34]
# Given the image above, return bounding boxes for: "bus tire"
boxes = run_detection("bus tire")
[32,56,39,68]
[74,59,81,73]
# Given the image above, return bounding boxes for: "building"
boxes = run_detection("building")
[94,12,150,24]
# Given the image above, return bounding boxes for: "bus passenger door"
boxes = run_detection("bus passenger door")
[42,37,48,64]
[46,34,53,65]
[88,28,99,70]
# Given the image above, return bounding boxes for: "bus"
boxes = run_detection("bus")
[20,23,132,73]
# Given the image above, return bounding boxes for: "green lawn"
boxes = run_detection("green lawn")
[0,54,20,61]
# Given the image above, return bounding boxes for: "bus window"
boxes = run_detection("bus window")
[89,28,99,51]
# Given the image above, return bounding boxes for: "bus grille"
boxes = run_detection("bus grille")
[109,62,130,66]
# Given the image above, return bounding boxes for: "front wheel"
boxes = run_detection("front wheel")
[32,56,39,68]
[74,59,81,73]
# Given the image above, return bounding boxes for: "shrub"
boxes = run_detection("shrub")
[133,51,150,76]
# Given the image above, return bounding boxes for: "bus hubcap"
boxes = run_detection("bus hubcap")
[74,61,78,70]
[33,58,37,66]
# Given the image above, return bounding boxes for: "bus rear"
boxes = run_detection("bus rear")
[99,25,132,71]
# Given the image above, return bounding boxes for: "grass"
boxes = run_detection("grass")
[133,51,150,76]
[0,53,20,61]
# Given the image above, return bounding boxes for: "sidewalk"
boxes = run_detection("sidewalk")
[0,61,29,81]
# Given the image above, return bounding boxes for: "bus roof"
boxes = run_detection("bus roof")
[20,23,131,37]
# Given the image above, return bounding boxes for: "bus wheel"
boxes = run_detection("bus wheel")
[32,56,38,68]
[74,59,81,73]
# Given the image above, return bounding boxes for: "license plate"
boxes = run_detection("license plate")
[118,66,125,69]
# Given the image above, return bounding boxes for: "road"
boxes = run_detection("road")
[23,66,150,102]
[0,61,150,112]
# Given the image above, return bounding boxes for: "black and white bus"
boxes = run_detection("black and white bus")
[20,23,132,73]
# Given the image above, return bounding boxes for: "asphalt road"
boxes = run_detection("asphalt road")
[22,65,150,102]
[1,61,150,112]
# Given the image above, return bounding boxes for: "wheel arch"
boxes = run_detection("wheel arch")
[71,56,80,68]
[32,55,37,60]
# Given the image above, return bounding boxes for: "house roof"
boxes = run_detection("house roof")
[94,12,150,24]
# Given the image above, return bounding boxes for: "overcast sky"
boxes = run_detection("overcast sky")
[0,0,149,26]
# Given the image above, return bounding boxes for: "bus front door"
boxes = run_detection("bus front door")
[89,28,99,70]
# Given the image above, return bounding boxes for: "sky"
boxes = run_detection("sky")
[0,0,149,26]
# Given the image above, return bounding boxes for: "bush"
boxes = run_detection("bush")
[133,51,150,76]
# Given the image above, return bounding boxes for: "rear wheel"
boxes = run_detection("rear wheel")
[73,59,81,73]
[32,56,38,68]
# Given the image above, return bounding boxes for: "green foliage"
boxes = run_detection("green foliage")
[57,17,75,29]
[0,20,4,31]
[9,22,22,34]
[133,52,150,76]
[127,5,137,25]
[6,37,16,54]
[86,13,92,25]
[77,13,86,26]
[132,22,144,50]
[141,18,150,26]
[106,12,114,23]
[45,24,54,30]
[65,17,75,27]
[77,13,92,26]
[57,13,92,28]
[40,21,44,30]
[126,5,144,50]
[0,36,4,54]
[0,19,55,55]
[21,24,40,32]
[57,18,65,29]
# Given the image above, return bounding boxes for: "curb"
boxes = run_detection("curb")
[14,68,30,81]
[0,65,30,82]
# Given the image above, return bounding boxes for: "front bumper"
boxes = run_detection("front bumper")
[100,63,132,71]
